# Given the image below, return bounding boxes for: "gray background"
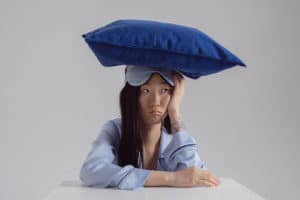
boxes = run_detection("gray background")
[1,0,299,200]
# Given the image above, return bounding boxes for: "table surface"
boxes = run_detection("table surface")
[42,177,265,200]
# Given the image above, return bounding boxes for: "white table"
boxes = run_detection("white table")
[42,178,265,200]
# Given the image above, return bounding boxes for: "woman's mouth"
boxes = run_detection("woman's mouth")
[150,111,162,116]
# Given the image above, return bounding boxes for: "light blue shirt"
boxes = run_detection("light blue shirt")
[80,117,207,190]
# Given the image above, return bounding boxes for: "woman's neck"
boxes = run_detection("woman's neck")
[142,123,162,153]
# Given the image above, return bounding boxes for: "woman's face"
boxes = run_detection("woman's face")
[138,73,173,126]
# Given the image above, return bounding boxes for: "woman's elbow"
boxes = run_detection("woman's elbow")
[79,165,94,186]
[79,162,108,187]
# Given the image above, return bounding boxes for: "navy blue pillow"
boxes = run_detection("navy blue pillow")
[82,19,246,79]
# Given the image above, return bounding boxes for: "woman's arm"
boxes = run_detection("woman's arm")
[144,170,174,187]
[80,120,151,190]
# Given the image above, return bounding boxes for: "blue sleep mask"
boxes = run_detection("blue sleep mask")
[125,65,181,87]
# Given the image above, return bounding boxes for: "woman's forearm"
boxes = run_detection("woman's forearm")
[144,170,175,187]
[169,111,186,133]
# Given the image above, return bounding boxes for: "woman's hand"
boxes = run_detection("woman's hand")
[167,72,185,115]
[170,166,221,187]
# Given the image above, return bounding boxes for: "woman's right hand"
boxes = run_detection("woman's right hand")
[170,166,221,187]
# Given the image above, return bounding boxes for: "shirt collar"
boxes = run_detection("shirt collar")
[137,126,172,167]
[158,126,173,159]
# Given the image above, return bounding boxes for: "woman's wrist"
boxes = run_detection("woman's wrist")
[166,171,176,186]
[144,170,175,187]
[168,110,186,133]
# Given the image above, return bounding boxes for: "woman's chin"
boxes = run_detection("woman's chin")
[145,116,163,124]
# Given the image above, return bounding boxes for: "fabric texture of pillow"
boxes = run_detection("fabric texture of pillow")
[82,19,246,79]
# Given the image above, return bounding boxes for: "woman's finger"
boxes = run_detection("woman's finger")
[212,175,221,184]
[175,74,184,88]
[206,172,220,185]
[208,176,219,185]
[201,170,218,185]
[197,179,216,187]
[175,73,184,81]
[173,74,179,84]
[207,172,220,185]
[176,72,184,79]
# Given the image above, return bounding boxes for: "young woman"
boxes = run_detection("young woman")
[80,65,221,190]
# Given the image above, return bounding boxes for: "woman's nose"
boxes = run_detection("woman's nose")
[150,93,161,106]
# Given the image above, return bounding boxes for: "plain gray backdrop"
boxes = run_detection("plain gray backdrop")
[1,0,299,200]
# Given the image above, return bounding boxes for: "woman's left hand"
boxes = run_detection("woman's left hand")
[167,72,185,116]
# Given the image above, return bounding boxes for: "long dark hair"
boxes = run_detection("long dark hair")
[118,75,172,168]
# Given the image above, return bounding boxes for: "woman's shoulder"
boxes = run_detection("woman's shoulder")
[93,117,122,147]
[104,117,121,125]
[102,117,122,138]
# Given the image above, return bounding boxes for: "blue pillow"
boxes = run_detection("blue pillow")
[82,19,246,79]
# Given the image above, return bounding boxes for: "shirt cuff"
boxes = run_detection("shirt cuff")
[117,167,152,190]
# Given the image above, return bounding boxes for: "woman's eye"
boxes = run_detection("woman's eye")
[162,88,170,93]
[141,88,170,94]
[142,89,150,93]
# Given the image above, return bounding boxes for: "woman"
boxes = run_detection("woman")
[80,65,221,190]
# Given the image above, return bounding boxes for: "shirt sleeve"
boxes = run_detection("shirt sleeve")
[162,130,207,171]
[79,120,151,190]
